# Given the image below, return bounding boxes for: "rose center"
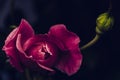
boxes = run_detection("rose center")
[28,43,52,60]
[40,45,52,59]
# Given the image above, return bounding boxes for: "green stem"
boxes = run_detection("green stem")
[80,34,101,50]
[25,69,32,80]
[33,75,43,80]
[33,77,37,80]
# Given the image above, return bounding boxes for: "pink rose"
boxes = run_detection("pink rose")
[2,19,82,76]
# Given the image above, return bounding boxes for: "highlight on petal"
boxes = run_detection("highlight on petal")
[48,24,80,50]
[3,28,19,48]
[16,34,33,58]
[56,49,82,76]
[37,61,55,72]
[18,19,34,46]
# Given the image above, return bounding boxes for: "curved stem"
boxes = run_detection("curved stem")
[80,34,101,50]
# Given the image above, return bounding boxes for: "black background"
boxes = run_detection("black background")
[0,0,120,80]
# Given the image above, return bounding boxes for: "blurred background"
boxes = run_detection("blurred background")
[0,0,120,80]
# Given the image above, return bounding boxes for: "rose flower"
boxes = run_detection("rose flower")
[2,19,82,76]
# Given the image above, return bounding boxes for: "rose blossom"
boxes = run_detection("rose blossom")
[2,19,82,76]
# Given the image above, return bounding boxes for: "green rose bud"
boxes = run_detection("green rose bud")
[10,25,16,29]
[96,12,114,34]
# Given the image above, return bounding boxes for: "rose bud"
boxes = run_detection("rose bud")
[96,12,114,34]
[2,19,82,76]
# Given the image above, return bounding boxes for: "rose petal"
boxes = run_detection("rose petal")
[37,61,55,72]
[48,24,82,75]
[16,34,56,71]
[3,28,19,48]
[56,49,82,76]
[4,19,34,48]
[18,19,34,46]
[16,34,39,69]
[16,34,32,58]
[23,34,48,51]
[48,24,80,50]
[2,19,34,71]
[2,27,23,71]
[2,47,23,72]
[24,34,58,67]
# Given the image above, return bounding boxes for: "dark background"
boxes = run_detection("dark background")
[0,0,120,80]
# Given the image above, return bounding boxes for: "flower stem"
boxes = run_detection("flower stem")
[33,75,44,80]
[33,77,37,80]
[80,34,101,50]
[25,69,32,80]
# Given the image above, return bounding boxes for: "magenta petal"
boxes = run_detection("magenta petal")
[37,61,55,72]
[3,28,19,48]
[48,24,80,50]
[56,49,82,76]
[3,19,34,62]
[49,24,82,75]
[16,34,32,58]
[23,34,48,51]
[2,27,23,71]
[18,19,34,46]
[16,34,55,71]
[23,35,58,67]
[16,34,38,69]
[2,47,23,71]
[4,19,34,48]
